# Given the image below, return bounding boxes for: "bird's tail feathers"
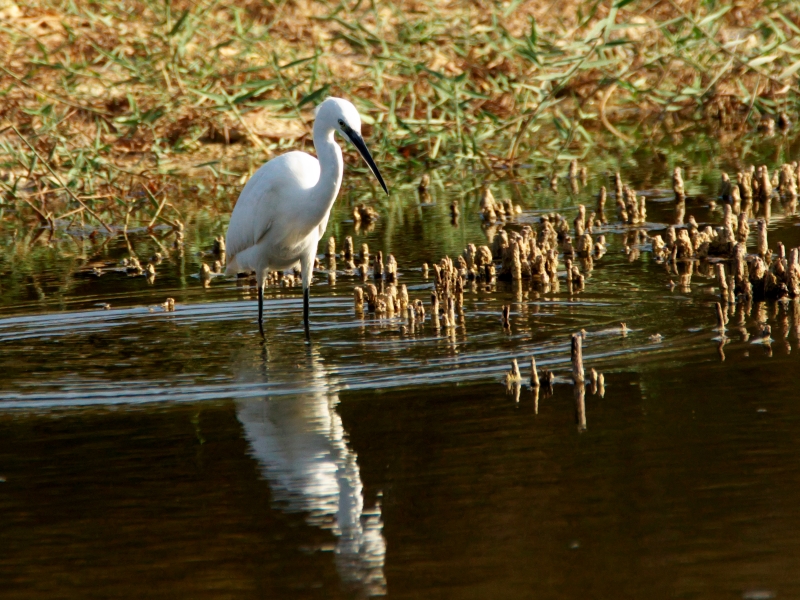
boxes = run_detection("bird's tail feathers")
[225,256,240,277]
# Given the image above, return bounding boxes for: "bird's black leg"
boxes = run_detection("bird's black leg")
[258,284,265,337]
[303,286,310,338]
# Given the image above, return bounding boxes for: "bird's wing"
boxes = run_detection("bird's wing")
[225,166,279,260]
[226,151,320,263]
[317,214,330,239]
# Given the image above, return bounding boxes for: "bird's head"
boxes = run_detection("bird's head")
[316,97,388,195]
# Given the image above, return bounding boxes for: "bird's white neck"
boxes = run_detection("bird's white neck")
[308,119,344,229]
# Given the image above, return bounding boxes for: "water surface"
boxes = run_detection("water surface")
[1,151,799,598]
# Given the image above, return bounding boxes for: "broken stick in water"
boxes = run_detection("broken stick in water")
[530,355,540,387]
[505,358,522,385]
[715,302,727,332]
[571,333,585,384]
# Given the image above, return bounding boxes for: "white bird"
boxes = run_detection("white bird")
[225,97,388,335]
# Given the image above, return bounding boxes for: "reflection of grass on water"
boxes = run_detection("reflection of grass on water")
[0,0,798,235]
[2,135,799,311]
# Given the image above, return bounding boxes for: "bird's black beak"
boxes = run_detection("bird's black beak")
[343,127,389,195]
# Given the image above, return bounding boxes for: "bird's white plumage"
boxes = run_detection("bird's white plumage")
[225,97,365,286]
[225,151,324,276]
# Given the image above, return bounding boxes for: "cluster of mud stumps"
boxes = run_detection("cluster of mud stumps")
[76,220,191,284]
[348,204,609,337]
[648,164,800,302]
[502,332,605,431]
[473,158,800,305]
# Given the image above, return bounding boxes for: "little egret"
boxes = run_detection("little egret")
[225,97,388,335]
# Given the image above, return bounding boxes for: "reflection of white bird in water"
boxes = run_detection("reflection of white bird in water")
[224,97,389,335]
[235,349,387,596]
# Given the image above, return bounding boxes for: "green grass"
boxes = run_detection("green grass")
[0,0,799,234]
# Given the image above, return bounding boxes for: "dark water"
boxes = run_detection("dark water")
[1,152,800,598]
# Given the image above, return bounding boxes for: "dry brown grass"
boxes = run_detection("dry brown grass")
[0,0,798,231]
